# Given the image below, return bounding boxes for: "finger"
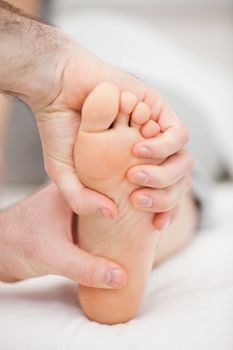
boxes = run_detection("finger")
[47,240,127,289]
[153,206,180,231]
[134,90,189,159]
[130,175,192,213]
[127,150,194,189]
[133,125,189,159]
[37,110,118,218]
[144,89,184,130]
[57,172,118,219]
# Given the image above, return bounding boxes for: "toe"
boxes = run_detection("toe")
[141,120,160,138]
[120,92,138,114]
[130,102,151,128]
[114,91,137,126]
[81,82,120,132]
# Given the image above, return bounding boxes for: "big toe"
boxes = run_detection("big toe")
[81,82,120,132]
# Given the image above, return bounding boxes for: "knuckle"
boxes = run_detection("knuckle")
[181,126,190,145]
[162,137,172,155]
[186,175,193,189]
[77,260,96,287]
[155,169,169,188]
[189,158,195,172]
[178,150,194,173]
[157,190,175,212]
[185,152,195,170]
[72,192,89,215]
[77,263,93,286]
[74,203,86,216]
[176,124,189,147]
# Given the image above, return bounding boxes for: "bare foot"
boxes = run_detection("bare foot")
[0,271,19,283]
[74,82,161,324]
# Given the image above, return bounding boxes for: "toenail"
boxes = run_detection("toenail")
[136,194,153,208]
[133,171,149,185]
[98,208,113,219]
[136,146,152,157]
[107,268,125,288]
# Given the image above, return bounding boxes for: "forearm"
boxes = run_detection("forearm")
[0,95,10,185]
[0,95,10,141]
[8,0,41,16]
[0,0,72,111]
[0,207,15,278]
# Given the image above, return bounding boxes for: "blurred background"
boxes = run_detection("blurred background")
[0,0,232,209]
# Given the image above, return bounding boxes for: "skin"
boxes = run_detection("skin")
[0,2,193,288]
[0,0,40,187]
[7,0,40,14]
[0,1,192,224]
[0,95,9,185]
[75,83,193,324]
[0,184,127,288]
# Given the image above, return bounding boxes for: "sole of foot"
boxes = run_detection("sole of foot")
[75,82,161,324]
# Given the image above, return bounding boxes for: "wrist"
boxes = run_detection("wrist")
[0,2,74,111]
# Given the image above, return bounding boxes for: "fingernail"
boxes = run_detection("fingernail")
[107,268,125,288]
[133,171,149,185]
[136,146,152,157]
[162,217,171,230]
[98,208,113,219]
[136,194,153,208]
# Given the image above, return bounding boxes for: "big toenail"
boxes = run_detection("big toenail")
[133,171,149,184]
[136,146,152,157]
[137,194,153,208]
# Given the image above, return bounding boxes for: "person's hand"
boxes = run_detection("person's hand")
[126,99,193,230]
[35,44,192,227]
[0,184,127,288]
[0,4,192,227]
[128,150,193,230]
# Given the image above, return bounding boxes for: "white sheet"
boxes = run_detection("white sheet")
[0,184,233,350]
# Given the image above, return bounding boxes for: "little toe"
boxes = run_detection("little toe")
[141,120,160,139]
[81,82,120,132]
[114,92,137,126]
[130,102,151,128]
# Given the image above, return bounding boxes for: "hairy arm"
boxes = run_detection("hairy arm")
[0,0,70,110]
[0,0,41,186]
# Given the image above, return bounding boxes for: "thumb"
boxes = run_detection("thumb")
[50,240,127,289]
[56,172,119,219]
